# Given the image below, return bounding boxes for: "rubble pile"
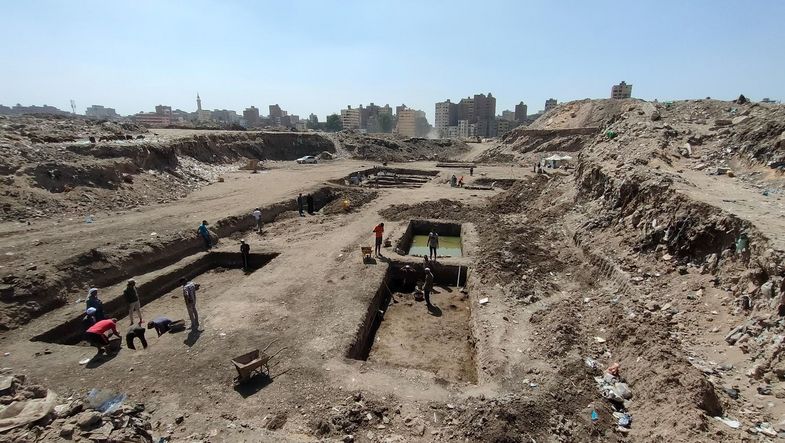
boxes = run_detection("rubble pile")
[336,131,470,162]
[0,371,153,442]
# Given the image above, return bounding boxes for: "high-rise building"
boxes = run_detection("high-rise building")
[212,109,240,124]
[435,100,458,132]
[85,105,119,120]
[514,102,528,122]
[309,113,319,124]
[243,106,260,125]
[457,97,474,122]
[340,105,361,130]
[500,110,516,121]
[611,81,632,99]
[196,93,202,111]
[155,105,172,118]
[544,98,558,112]
[269,104,283,118]
[396,108,418,137]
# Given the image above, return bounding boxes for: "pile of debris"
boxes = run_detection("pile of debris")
[336,131,470,162]
[0,370,153,442]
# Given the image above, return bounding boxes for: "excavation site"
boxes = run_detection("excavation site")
[1,98,785,443]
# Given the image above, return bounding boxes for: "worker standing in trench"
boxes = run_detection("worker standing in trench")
[198,220,212,250]
[240,239,251,272]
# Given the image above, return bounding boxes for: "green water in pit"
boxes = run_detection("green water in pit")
[409,235,462,257]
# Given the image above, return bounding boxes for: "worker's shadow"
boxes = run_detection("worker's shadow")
[427,305,443,317]
[183,329,202,347]
[85,350,119,369]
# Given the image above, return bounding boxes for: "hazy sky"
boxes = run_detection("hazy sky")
[2,0,784,121]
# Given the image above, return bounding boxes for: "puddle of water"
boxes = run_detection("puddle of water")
[409,235,462,257]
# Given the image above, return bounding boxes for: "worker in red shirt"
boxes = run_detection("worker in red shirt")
[84,318,120,353]
[373,223,385,257]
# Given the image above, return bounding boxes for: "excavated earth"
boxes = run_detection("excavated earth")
[0,101,784,442]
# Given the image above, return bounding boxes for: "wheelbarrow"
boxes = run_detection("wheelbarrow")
[361,246,373,263]
[232,340,287,384]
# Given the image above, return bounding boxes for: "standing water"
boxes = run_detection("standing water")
[409,235,462,257]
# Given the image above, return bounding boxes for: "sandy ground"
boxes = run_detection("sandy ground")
[1,156,540,441]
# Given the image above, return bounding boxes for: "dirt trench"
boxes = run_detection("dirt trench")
[0,186,341,331]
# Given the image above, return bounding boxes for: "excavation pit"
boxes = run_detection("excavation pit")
[398,220,463,257]
[335,167,438,189]
[31,252,277,345]
[347,263,476,383]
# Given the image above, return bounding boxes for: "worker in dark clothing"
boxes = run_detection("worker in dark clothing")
[470,166,474,176]
[86,288,106,321]
[147,317,173,337]
[297,193,305,216]
[240,240,251,271]
[306,194,315,214]
[125,325,148,350]
[198,220,211,250]
[400,265,417,292]
[423,267,434,309]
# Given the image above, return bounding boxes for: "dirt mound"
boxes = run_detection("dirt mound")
[0,120,335,221]
[529,98,639,130]
[0,114,148,144]
[337,131,470,162]
[321,188,378,215]
[378,199,469,221]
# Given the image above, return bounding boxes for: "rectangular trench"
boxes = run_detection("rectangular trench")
[31,252,278,345]
[397,220,463,257]
[346,262,476,382]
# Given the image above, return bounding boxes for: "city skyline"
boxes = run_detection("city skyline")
[3,1,785,122]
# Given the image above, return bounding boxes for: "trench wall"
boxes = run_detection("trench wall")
[346,263,468,360]
[32,252,277,345]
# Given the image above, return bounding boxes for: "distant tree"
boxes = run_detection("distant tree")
[378,113,393,133]
[325,114,342,132]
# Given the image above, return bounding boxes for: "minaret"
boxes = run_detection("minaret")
[196,93,202,111]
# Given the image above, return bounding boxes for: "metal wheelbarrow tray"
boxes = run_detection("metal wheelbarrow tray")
[232,340,287,383]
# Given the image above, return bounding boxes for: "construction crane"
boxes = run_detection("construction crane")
[70,100,76,115]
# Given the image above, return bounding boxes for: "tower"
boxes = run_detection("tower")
[196,93,202,111]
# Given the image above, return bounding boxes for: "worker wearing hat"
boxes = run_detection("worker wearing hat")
[82,307,98,331]
[85,288,105,321]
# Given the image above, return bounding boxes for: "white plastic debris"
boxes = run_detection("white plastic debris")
[714,416,740,429]
[478,298,489,305]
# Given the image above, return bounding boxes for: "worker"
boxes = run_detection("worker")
[180,278,199,329]
[147,317,173,337]
[400,265,417,292]
[423,268,434,309]
[84,318,120,354]
[458,176,464,187]
[125,325,148,350]
[240,239,251,272]
[86,288,105,321]
[450,175,457,187]
[428,231,439,260]
[124,279,143,326]
[307,194,315,214]
[736,232,750,264]
[297,193,305,216]
[198,220,211,250]
[470,166,474,176]
[82,307,98,331]
[373,222,385,257]
[252,208,263,233]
